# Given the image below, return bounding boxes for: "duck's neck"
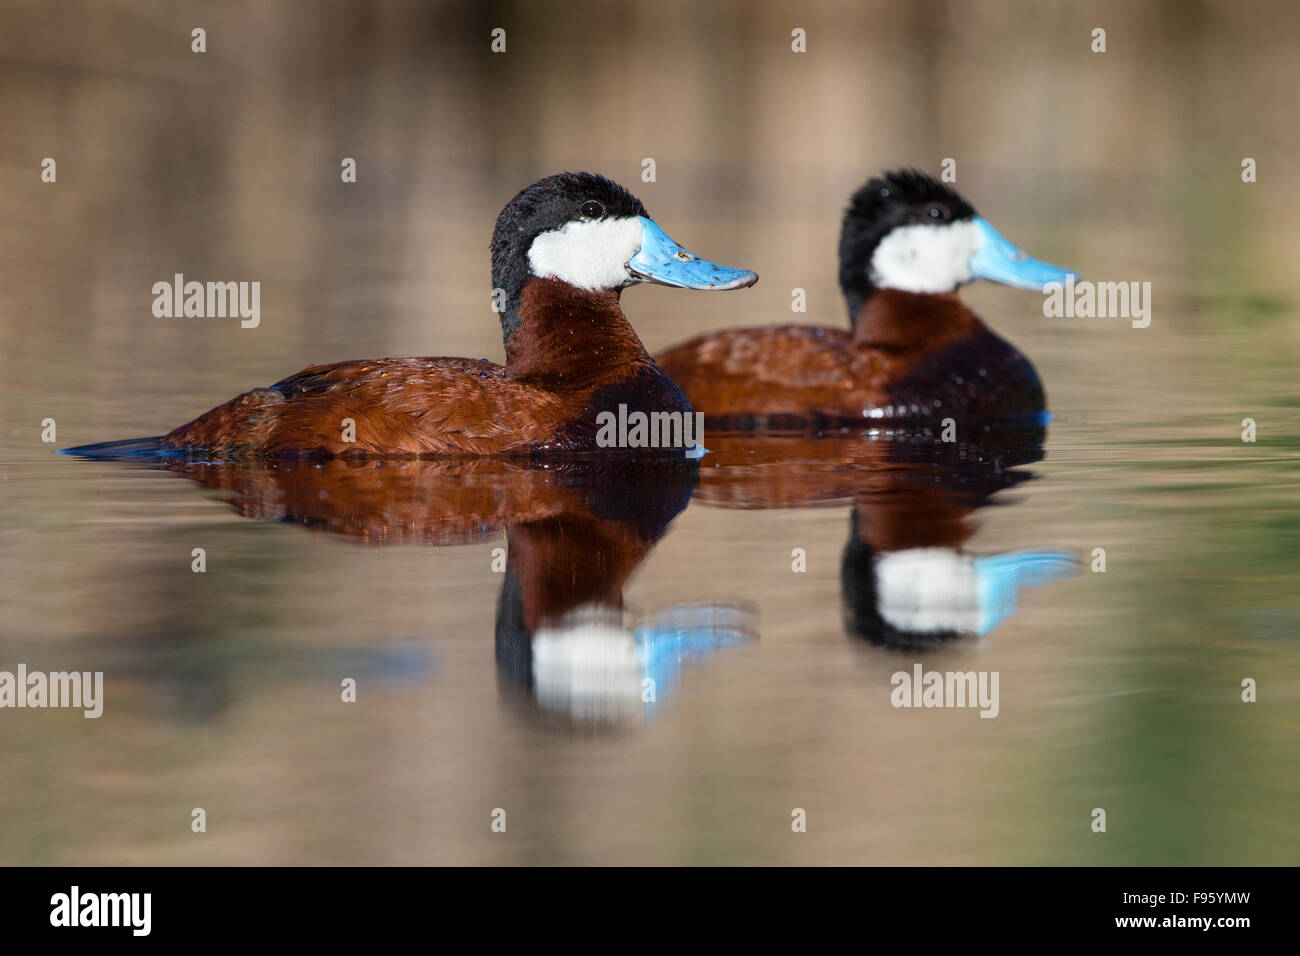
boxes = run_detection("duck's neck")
[850,289,983,352]
[504,277,652,390]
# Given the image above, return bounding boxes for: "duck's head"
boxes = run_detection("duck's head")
[838,169,1076,321]
[491,171,757,341]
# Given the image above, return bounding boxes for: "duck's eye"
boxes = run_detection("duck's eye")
[927,203,949,221]
[579,200,605,220]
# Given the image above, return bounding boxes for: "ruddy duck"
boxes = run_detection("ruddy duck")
[65,172,756,460]
[655,169,1074,430]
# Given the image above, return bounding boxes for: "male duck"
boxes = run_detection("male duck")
[655,169,1074,429]
[65,172,756,459]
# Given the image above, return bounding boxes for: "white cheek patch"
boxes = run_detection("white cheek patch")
[874,548,981,636]
[869,220,980,294]
[527,217,643,291]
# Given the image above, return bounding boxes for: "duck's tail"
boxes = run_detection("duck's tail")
[59,436,172,460]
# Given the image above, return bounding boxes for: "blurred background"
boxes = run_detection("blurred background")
[1,0,1298,864]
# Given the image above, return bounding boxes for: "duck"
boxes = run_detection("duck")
[63,172,756,460]
[655,169,1075,430]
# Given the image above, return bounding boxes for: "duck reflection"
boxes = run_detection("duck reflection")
[698,424,1077,648]
[166,457,755,727]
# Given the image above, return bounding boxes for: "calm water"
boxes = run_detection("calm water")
[2,0,1298,865]
[3,293,1296,865]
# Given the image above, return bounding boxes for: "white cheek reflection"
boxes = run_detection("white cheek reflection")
[532,612,644,724]
[869,220,980,293]
[527,217,643,291]
[875,548,981,636]
[530,601,757,724]
[874,546,1077,637]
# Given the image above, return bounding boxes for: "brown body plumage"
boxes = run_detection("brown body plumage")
[162,280,690,458]
[656,290,1042,429]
